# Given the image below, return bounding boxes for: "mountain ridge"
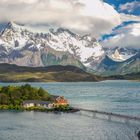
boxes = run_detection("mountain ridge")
[0,21,104,69]
[0,21,140,76]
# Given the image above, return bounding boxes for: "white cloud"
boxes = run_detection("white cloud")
[0,0,121,38]
[101,22,140,49]
[119,1,140,13]
[121,13,140,22]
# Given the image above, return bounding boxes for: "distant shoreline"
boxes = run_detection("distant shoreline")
[0,79,139,83]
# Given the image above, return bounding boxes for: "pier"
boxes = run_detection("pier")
[74,107,140,123]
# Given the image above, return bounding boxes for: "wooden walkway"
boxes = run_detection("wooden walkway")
[74,107,140,122]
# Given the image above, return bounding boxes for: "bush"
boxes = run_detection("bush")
[0,105,9,110]
[54,104,70,112]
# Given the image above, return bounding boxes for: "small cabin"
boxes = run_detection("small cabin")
[23,100,53,109]
[53,96,68,105]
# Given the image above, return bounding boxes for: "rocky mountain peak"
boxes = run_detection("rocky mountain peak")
[7,21,18,28]
[106,47,137,62]
[112,49,124,61]
[1,21,24,34]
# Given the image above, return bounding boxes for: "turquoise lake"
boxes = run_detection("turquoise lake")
[0,80,140,140]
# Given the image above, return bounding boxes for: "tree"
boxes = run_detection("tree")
[0,94,9,105]
[38,87,46,96]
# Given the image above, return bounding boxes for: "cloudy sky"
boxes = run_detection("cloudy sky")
[0,0,140,49]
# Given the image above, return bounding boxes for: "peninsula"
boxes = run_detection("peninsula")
[0,84,73,112]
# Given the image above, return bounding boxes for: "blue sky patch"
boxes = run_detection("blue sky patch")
[104,0,140,15]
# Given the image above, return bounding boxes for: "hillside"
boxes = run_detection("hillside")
[0,63,102,82]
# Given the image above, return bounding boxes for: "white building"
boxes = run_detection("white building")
[23,100,53,109]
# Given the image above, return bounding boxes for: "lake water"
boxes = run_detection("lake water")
[0,80,140,140]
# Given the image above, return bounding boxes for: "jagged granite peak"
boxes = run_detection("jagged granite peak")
[0,21,105,68]
[1,21,25,35]
[105,47,137,62]
[3,21,17,31]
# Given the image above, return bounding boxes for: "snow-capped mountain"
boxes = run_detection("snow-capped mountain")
[97,50,140,75]
[0,22,105,68]
[105,47,137,62]
[95,46,140,75]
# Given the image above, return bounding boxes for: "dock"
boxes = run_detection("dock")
[73,107,140,123]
